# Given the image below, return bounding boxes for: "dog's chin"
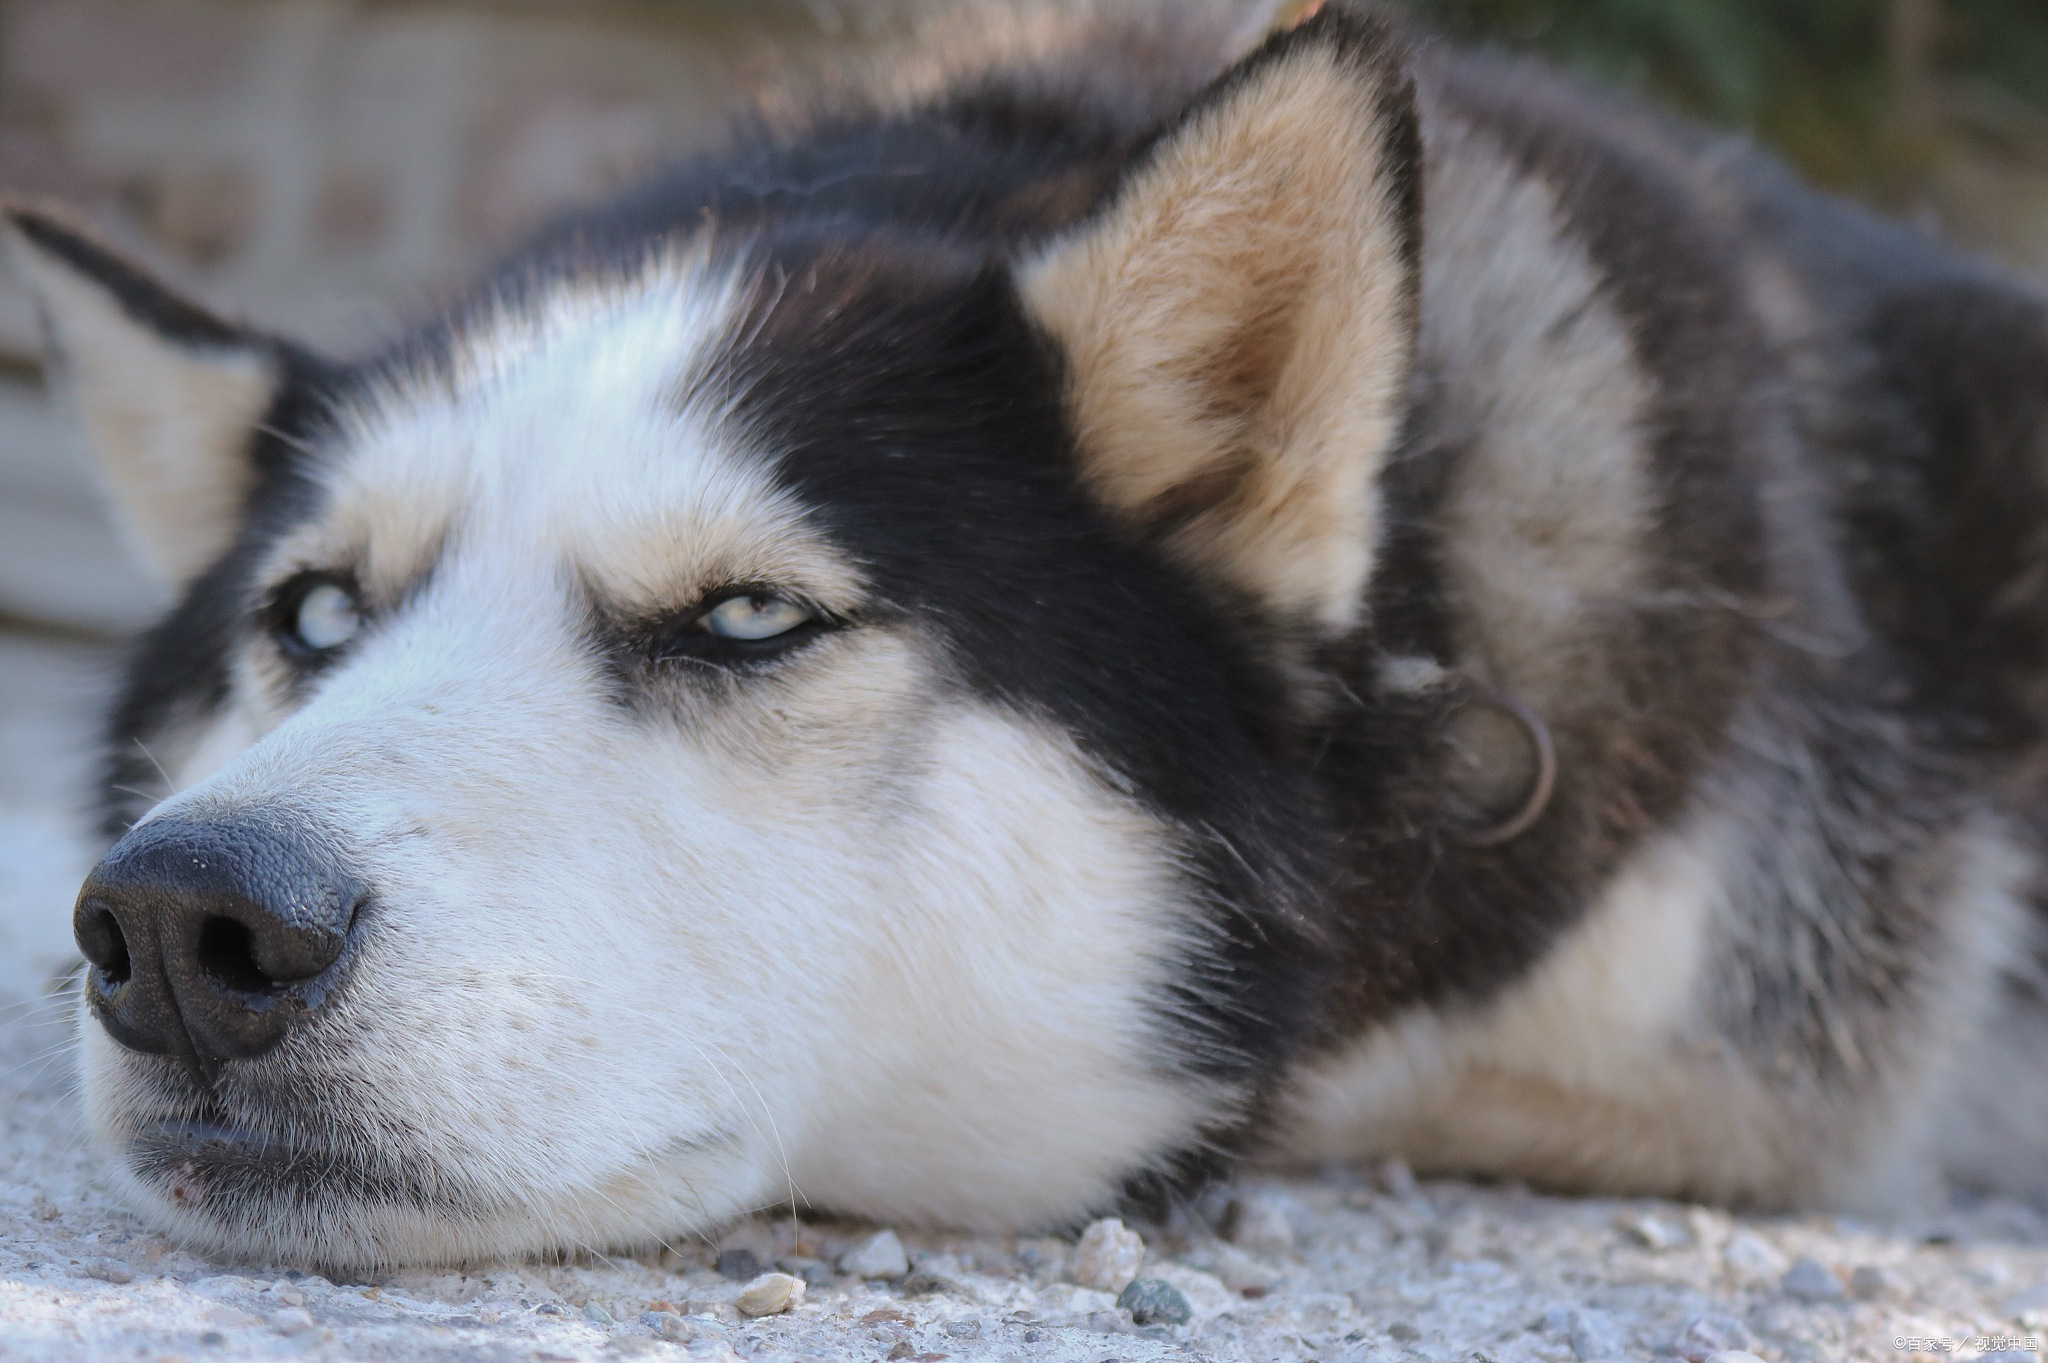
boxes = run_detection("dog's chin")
[107,1110,494,1273]
[91,1055,759,1272]
[80,1046,513,1270]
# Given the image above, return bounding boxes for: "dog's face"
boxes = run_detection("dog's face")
[7,10,1419,1268]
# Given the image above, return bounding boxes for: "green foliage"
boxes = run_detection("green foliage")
[1392,0,2048,199]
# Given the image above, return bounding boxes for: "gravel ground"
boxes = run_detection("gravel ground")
[3,632,2047,1363]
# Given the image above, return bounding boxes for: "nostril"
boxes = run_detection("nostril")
[196,917,275,995]
[78,905,132,986]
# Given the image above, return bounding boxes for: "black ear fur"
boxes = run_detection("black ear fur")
[2,200,313,587]
[3,203,253,352]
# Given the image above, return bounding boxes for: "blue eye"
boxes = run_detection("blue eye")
[700,594,813,641]
[290,581,362,652]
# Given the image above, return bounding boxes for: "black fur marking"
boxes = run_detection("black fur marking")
[713,245,1340,1099]
[6,207,250,351]
[1279,53,1779,1036]
[672,9,1430,1181]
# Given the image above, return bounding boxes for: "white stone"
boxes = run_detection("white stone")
[1621,1213,1691,1251]
[1780,1256,1845,1302]
[1185,1241,1282,1295]
[1228,1194,1296,1255]
[838,1229,909,1279]
[1721,1229,1788,1278]
[1151,1264,1237,1320]
[271,1309,314,1336]
[734,1272,804,1317]
[1069,1217,1145,1294]
[1565,1306,1623,1360]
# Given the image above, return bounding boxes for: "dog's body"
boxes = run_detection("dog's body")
[8,0,2048,1268]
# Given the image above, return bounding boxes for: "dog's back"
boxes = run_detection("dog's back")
[1282,41,2048,1207]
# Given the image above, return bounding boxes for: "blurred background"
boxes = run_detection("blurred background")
[0,0,2040,993]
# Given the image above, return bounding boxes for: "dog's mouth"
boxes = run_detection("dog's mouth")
[127,1114,432,1213]
[116,1076,476,1227]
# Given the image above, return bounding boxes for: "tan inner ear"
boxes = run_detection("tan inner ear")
[13,244,275,588]
[1021,42,1415,632]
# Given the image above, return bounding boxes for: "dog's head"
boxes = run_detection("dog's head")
[7,7,1419,1268]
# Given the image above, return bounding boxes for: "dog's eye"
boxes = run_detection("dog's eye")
[280,578,363,654]
[700,594,812,641]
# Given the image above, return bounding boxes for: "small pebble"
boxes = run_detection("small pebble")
[1013,1239,1063,1278]
[1193,1241,1280,1295]
[1565,1306,1623,1360]
[1780,1256,1845,1302]
[1850,1264,1903,1301]
[1621,1213,1691,1251]
[1226,1195,1295,1255]
[839,1229,910,1279]
[735,1271,804,1317]
[1116,1278,1192,1327]
[84,1259,133,1284]
[271,1282,306,1307]
[1669,1312,1753,1363]
[1721,1229,1787,1278]
[271,1308,315,1336]
[581,1301,614,1325]
[1387,1321,1422,1343]
[899,1266,961,1296]
[1070,1217,1146,1294]
[942,1318,984,1339]
[716,1248,762,1281]
[647,1311,725,1344]
[778,1255,835,1287]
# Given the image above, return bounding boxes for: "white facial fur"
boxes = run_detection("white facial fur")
[84,252,1222,1268]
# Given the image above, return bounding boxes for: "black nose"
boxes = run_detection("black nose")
[74,813,365,1069]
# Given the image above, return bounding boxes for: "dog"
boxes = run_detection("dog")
[7,0,2048,1271]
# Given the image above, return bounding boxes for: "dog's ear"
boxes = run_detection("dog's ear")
[3,204,283,587]
[1021,6,1420,633]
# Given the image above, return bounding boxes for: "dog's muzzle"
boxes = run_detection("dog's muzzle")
[73,811,366,1078]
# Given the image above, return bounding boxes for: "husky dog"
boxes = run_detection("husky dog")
[8,0,2048,1270]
